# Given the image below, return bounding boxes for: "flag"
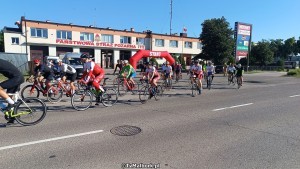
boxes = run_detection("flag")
[183,27,187,32]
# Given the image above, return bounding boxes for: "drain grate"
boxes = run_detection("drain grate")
[110,125,142,136]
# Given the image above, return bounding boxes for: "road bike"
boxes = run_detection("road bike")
[139,82,164,104]
[236,76,242,89]
[207,74,213,90]
[162,74,172,90]
[0,92,47,126]
[190,75,201,97]
[21,77,56,99]
[46,80,80,103]
[71,78,118,111]
[113,77,139,96]
[227,73,236,85]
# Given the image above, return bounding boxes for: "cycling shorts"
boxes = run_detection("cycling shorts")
[0,75,24,93]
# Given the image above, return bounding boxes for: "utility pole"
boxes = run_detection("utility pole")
[170,0,173,35]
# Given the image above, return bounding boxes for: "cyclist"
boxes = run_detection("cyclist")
[113,59,123,75]
[223,63,228,77]
[80,53,105,105]
[145,62,160,87]
[164,62,173,80]
[120,60,136,87]
[57,59,77,95]
[227,63,236,84]
[174,62,182,81]
[190,60,203,94]
[205,61,215,88]
[0,59,24,124]
[34,59,54,94]
[161,63,167,79]
[236,64,244,86]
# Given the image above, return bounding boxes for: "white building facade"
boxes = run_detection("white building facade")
[4,16,202,68]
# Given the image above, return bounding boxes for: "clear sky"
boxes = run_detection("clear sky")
[1,0,299,42]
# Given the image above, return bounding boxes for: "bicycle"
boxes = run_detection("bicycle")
[163,74,172,90]
[46,80,80,103]
[0,92,47,126]
[190,75,200,97]
[236,76,242,89]
[207,74,213,90]
[21,77,53,99]
[227,73,236,85]
[113,77,139,96]
[139,81,164,104]
[71,78,118,111]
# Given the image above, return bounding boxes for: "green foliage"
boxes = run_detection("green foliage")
[0,29,4,52]
[149,58,158,66]
[250,40,274,66]
[286,69,300,76]
[200,16,235,65]
[227,56,235,65]
[178,55,186,69]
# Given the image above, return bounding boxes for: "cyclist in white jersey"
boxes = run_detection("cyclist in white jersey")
[190,60,203,94]
[205,61,215,88]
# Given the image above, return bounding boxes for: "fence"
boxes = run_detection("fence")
[247,66,283,71]
[0,53,29,74]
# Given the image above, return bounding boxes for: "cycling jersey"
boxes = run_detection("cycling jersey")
[60,63,77,82]
[206,65,215,76]
[236,67,244,77]
[0,59,24,93]
[191,65,203,79]
[83,61,105,82]
[120,64,136,78]
[146,66,159,77]
[227,66,236,73]
[34,64,54,81]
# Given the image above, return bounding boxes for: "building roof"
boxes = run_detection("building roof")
[3,27,22,33]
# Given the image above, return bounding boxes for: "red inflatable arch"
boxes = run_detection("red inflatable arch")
[129,50,175,69]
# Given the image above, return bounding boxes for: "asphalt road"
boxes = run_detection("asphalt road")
[0,71,300,169]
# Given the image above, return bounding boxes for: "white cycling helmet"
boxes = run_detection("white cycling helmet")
[123,60,129,64]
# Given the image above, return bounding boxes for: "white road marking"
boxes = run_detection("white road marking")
[0,130,104,151]
[289,95,300,98]
[213,103,253,111]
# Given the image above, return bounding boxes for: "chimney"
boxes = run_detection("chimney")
[180,33,187,37]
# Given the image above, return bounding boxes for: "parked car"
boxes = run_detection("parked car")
[214,65,223,74]
[62,52,84,79]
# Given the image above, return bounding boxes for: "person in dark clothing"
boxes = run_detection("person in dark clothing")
[0,59,24,124]
[113,60,123,75]
[33,59,54,92]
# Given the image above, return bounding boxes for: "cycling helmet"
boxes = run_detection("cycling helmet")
[237,64,241,68]
[33,59,40,64]
[80,53,90,58]
[123,60,129,64]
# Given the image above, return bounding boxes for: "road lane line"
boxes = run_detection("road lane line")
[213,103,253,111]
[289,95,300,98]
[0,130,104,151]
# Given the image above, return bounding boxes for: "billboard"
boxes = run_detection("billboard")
[234,22,252,62]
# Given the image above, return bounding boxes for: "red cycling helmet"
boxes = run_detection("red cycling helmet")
[33,59,40,64]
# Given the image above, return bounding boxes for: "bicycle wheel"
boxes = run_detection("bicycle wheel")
[21,85,40,99]
[47,84,63,103]
[191,82,197,97]
[101,88,118,107]
[71,90,93,111]
[154,85,164,100]
[139,86,149,104]
[14,98,47,126]
[207,77,212,90]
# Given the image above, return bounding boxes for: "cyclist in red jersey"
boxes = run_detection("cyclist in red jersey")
[80,54,105,105]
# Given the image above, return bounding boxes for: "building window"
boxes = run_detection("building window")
[197,42,203,49]
[101,34,114,43]
[57,30,72,40]
[155,39,164,47]
[11,37,19,45]
[169,40,178,48]
[30,28,48,38]
[80,32,94,41]
[136,38,145,45]
[185,41,192,48]
[120,36,131,44]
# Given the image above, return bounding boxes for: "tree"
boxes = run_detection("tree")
[269,39,284,59]
[283,37,296,60]
[0,29,4,52]
[250,40,274,66]
[199,16,235,65]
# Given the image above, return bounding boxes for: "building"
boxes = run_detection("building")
[3,16,202,68]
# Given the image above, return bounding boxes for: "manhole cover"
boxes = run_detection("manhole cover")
[110,125,142,136]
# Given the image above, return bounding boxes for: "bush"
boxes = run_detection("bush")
[287,69,300,76]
